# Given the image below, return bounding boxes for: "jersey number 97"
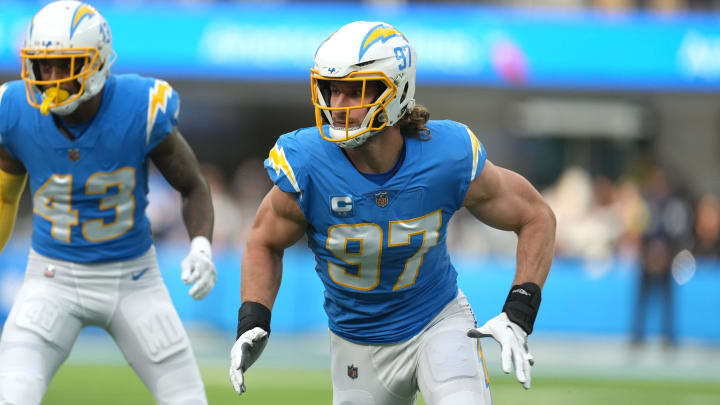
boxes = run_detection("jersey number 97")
[327,210,441,291]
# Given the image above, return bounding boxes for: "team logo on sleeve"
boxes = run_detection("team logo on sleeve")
[347,364,358,380]
[146,80,172,144]
[268,144,300,193]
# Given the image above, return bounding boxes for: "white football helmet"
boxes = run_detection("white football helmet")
[21,1,116,116]
[311,21,417,148]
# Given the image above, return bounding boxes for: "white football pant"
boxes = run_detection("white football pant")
[0,247,206,405]
[330,291,492,405]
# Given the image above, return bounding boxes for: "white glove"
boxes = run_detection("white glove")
[180,236,216,300]
[467,312,534,389]
[229,327,269,395]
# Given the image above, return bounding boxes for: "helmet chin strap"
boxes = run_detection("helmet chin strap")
[336,128,383,149]
[331,110,390,149]
[50,101,80,116]
[49,93,84,116]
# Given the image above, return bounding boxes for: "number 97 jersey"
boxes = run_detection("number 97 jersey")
[265,120,486,344]
[0,75,179,263]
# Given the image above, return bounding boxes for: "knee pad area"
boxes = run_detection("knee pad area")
[153,366,206,405]
[0,338,70,405]
[0,372,46,405]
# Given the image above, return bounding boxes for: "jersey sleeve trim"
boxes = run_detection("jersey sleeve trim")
[466,127,486,182]
[0,83,8,106]
[267,142,301,193]
[0,83,10,148]
[145,79,173,145]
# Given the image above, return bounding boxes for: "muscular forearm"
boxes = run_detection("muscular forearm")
[180,184,214,241]
[241,243,283,310]
[513,204,556,288]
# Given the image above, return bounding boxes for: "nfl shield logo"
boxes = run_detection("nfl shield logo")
[67,148,80,162]
[374,192,388,208]
[347,364,358,380]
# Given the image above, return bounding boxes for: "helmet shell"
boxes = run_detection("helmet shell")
[22,1,115,115]
[312,21,416,148]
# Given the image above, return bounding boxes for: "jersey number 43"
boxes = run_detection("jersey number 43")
[33,167,135,243]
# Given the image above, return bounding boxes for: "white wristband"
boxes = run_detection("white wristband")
[189,236,212,259]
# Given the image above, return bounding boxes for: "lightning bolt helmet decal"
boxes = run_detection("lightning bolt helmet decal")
[358,24,401,61]
[70,3,97,39]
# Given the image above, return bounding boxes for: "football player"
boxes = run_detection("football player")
[229,21,556,404]
[0,2,215,404]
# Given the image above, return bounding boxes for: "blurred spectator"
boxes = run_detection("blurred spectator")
[544,167,623,264]
[146,163,183,242]
[201,163,242,252]
[613,178,649,261]
[230,158,273,250]
[544,166,593,257]
[692,193,720,258]
[446,208,518,257]
[631,166,691,348]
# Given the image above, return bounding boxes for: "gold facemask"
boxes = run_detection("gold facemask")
[310,70,397,143]
[21,47,100,115]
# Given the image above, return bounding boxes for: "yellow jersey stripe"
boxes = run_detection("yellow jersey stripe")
[467,127,480,181]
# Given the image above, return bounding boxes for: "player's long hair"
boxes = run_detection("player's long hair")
[398,105,430,140]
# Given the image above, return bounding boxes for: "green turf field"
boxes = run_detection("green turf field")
[43,364,720,404]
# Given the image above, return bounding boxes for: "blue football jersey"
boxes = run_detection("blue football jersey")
[264,121,487,343]
[0,74,180,263]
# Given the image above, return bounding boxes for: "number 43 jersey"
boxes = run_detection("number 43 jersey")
[265,121,487,344]
[0,75,179,263]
